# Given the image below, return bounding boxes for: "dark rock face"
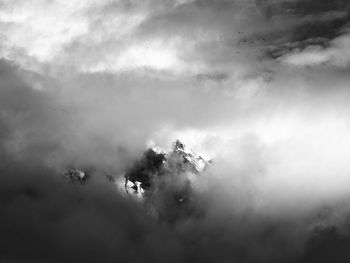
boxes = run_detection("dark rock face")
[63,168,89,184]
[124,148,166,190]
[61,140,210,222]
[124,140,209,190]
[123,140,210,222]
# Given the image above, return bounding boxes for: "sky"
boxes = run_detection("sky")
[1,0,350,262]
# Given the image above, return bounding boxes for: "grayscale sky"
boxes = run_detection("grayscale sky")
[1,1,350,262]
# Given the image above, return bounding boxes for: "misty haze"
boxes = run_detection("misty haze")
[1,0,350,262]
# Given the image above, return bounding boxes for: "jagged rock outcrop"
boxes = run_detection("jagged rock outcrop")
[121,140,211,222]
[63,168,89,183]
[123,140,209,198]
[61,140,210,222]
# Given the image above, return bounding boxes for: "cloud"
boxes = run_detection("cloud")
[0,0,284,76]
[0,0,349,77]
[2,1,350,262]
[0,58,350,263]
[280,30,350,67]
[0,0,92,61]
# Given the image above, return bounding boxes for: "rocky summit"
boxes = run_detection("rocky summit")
[62,140,211,222]
[120,140,211,222]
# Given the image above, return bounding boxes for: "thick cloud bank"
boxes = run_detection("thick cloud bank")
[1,0,350,262]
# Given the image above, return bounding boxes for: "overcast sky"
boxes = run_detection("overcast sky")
[1,0,350,262]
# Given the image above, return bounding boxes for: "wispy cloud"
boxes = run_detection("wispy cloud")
[2,1,350,262]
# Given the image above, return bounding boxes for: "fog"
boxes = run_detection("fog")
[1,0,350,262]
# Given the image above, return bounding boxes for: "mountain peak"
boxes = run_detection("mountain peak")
[171,140,210,173]
[174,139,185,151]
[121,140,210,199]
[118,139,211,221]
[63,168,89,183]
